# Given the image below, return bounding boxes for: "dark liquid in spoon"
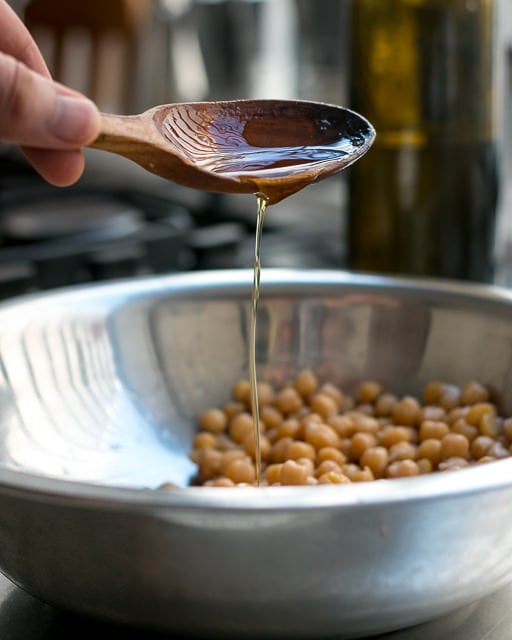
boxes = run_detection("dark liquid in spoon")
[161,102,368,204]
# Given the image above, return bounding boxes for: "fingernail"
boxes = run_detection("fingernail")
[51,95,99,143]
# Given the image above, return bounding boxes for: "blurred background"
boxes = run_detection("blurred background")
[0,0,512,298]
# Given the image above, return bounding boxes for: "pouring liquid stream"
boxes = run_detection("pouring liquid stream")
[249,195,268,487]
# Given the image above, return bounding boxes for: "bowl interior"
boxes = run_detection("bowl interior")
[0,269,511,490]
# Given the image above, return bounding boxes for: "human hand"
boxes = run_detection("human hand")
[0,0,101,186]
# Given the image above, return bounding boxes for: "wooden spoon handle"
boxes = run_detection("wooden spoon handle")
[87,109,194,186]
[89,112,156,154]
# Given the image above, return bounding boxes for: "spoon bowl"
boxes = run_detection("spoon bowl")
[89,99,375,203]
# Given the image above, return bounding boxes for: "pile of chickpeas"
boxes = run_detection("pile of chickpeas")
[188,370,512,487]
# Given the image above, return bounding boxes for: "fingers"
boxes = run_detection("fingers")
[0,52,100,150]
[21,147,86,187]
[0,0,100,186]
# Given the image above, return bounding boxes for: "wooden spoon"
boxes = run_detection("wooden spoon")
[88,99,375,205]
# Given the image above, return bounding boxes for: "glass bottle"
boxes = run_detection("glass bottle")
[347,0,499,282]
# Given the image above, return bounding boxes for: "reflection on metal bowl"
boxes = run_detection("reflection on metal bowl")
[0,269,511,638]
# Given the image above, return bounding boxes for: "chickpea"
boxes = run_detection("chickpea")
[350,432,378,461]
[296,457,315,476]
[316,446,347,467]
[417,438,442,466]
[417,458,433,474]
[386,460,420,478]
[360,446,389,479]
[489,440,509,459]
[260,405,283,429]
[233,379,251,405]
[319,383,344,411]
[438,457,469,472]
[418,406,447,423]
[479,413,501,439]
[419,420,450,441]
[466,402,496,427]
[352,415,380,435]
[318,471,351,484]
[450,417,478,442]
[378,425,411,448]
[270,437,294,463]
[223,401,246,421]
[342,463,362,480]
[309,393,338,419]
[388,441,417,462]
[280,460,310,486]
[219,449,247,474]
[275,387,303,415]
[229,412,255,444]
[285,440,316,462]
[460,381,489,406]
[294,369,319,398]
[304,421,339,451]
[224,457,256,484]
[374,393,398,417]
[471,435,495,459]
[275,418,301,440]
[198,449,223,481]
[198,408,228,434]
[355,380,383,404]
[328,415,356,438]
[315,459,343,478]
[351,467,375,482]
[204,477,235,487]
[265,463,283,485]
[423,381,444,405]
[392,396,421,426]
[193,432,217,450]
[439,433,469,461]
[438,385,461,411]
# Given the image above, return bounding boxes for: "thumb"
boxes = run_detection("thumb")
[0,51,100,149]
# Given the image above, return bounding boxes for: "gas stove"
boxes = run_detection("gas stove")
[0,147,345,300]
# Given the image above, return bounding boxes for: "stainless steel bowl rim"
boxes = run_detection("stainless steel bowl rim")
[1,267,512,513]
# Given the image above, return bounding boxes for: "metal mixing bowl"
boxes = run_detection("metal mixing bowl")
[0,269,512,639]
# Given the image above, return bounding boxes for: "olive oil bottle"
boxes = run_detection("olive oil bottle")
[347,0,499,282]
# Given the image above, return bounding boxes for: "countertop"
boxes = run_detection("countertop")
[1,570,511,640]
